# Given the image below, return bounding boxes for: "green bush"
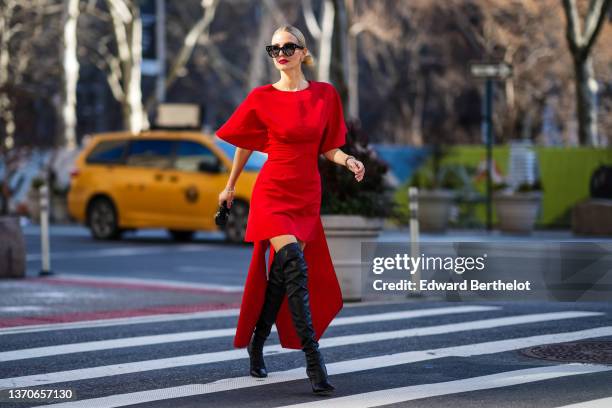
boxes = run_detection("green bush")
[391,162,480,227]
[409,163,465,190]
[30,177,45,190]
[318,119,396,218]
[516,180,543,192]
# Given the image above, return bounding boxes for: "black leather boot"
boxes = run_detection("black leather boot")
[248,249,286,378]
[275,242,335,395]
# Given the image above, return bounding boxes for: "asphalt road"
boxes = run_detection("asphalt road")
[0,225,611,407]
[22,225,249,287]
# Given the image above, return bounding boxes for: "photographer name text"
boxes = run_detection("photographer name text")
[373,279,532,292]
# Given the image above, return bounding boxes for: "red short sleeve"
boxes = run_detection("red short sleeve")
[215,90,269,153]
[318,85,348,155]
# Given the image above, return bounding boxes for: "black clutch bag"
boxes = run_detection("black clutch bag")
[214,200,231,226]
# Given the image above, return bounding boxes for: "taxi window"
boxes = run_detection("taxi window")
[174,141,219,172]
[126,139,174,168]
[86,140,128,164]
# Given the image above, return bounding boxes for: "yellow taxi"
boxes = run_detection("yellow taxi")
[67,130,262,243]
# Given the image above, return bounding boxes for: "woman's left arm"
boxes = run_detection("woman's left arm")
[323,148,365,182]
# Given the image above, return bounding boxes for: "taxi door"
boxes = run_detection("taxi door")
[119,139,175,225]
[165,140,227,229]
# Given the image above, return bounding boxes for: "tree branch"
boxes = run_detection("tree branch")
[106,0,131,66]
[302,0,322,40]
[583,0,611,54]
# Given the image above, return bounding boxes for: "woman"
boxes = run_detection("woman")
[215,25,365,395]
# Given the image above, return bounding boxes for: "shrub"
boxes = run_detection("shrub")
[318,119,396,218]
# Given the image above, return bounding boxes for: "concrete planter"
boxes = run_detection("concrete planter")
[493,191,542,234]
[572,198,612,235]
[417,189,455,232]
[321,214,385,301]
[0,215,26,278]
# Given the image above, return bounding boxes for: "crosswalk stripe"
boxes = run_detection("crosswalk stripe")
[0,309,241,336]
[276,363,612,408]
[37,273,244,293]
[0,311,602,389]
[0,305,499,361]
[320,311,601,348]
[555,397,612,408]
[0,303,497,338]
[31,326,612,408]
[25,245,215,261]
[329,305,499,325]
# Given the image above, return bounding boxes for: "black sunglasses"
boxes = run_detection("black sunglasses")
[265,42,304,58]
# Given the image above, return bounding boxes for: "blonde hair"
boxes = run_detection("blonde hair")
[273,25,315,67]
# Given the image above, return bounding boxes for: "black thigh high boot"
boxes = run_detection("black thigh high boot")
[275,242,335,395]
[247,248,286,378]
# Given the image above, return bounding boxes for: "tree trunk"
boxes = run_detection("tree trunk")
[561,0,610,146]
[317,0,334,83]
[331,0,349,107]
[346,0,359,119]
[127,3,146,133]
[573,56,599,146]
[59,0,80,149]
[107,0,147,134]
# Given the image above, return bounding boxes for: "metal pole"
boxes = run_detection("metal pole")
[485,79,494,231]
[39,184,53,276]
[408,187,421,296]
[155,0,166,103]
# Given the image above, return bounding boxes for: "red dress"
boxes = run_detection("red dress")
[215,80,347,350]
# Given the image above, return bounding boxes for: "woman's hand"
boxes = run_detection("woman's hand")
[346,156,365,182]
[218,187,235,208]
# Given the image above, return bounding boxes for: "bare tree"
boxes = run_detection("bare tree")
[345,0,401,122]
[143,0,220,116]
[382,0,612,146]
[105,0,147,133]
[79,0,147,133]
[248,0,289,90]
[0,0,19,152]
[561,0,611,146]
[0,0,63,214]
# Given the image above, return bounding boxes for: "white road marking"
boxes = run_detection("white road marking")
[328,305,499,325]
[320,311,601,348]
[0,303,495,338]
[0,306,48,312]
[0,311,602,388]
[35,273,244,293]
[0,306,498,361]
[555,397,612,408]
[25,245,215,261]
[277,364,612,408]
[0,309,241,336]
[31,326,612,408]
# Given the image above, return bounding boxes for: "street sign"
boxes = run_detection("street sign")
[156,103,200,128]
[469,60,512,230]
[470,62,513,79]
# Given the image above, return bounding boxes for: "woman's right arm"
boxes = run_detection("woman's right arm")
[218,147,253,208]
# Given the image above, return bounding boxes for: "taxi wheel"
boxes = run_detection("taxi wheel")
[169,230,195,242]
[87,197,123,240]
[224,201,248,243]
